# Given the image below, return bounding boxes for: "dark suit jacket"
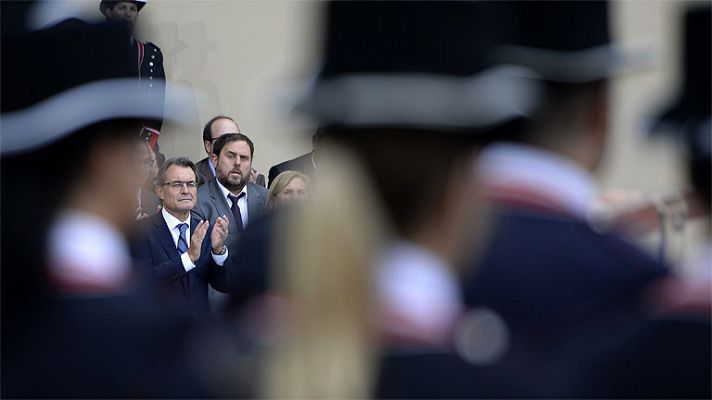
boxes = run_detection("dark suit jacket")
[193,179,268,248]
[132,212,229,318]
[195,157,214,187]
[267,152,314,188]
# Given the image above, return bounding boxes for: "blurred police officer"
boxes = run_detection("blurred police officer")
[252,2,543,398]
[0,8,209,397]
[568,6,711,398]
[460,1,670,396]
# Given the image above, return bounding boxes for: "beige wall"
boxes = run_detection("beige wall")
[80,0,693,193]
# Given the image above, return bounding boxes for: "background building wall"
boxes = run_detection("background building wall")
[77,0,694,194]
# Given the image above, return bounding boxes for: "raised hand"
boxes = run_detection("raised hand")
[188,220,209,262]
[211,215,230,254]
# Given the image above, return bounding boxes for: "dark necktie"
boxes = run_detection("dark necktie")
[177,223,189,254]
[228,193,245,233]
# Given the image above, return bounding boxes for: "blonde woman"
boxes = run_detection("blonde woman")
[265,171,310,209]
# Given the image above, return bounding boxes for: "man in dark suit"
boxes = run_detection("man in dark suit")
[267,131,319,187]
[196,115,266,187]
[193,133,268,248]
[133,157,231,318]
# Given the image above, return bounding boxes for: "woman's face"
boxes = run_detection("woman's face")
[274,177,309,207]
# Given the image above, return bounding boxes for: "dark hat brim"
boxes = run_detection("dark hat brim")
[1,78,198,156]
[293,66,543,130]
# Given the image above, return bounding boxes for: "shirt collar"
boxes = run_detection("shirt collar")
[216,178,248,201]
[161,207,190,231]
[477,143,597,218]
[48,210,132,292]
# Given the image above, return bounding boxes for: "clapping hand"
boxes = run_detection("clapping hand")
[211,215,230,254]
[188,220,209,262]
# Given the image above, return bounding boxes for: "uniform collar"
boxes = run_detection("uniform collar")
[161,207,190,231]
[376,240,463,347]
[477,143,597,219]
[216,178,248,201]
[47,210,132,293]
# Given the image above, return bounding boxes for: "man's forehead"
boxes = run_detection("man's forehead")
[166,165,196,180]
[223,140,251,154]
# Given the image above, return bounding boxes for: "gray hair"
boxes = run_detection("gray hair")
[156,157,197,186]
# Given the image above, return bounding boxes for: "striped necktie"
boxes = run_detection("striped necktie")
[177,223,189,254]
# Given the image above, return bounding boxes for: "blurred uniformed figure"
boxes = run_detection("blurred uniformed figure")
[251,2,543,398]
[0,6,211,397]
[459,1,671,396]
[101,0,166,164]
[567,5,711,398]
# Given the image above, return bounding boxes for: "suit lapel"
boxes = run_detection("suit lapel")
[153,213,179,258]
[210,179,236,234]
[246,183,263,226]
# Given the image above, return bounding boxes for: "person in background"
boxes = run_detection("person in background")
[196,115,266,187]
[267,131,319,188]
[265,171,310,209]
[100,0,166,166]
[193,133,268,247]
[132,157,231,319]
[194,132,268,315]
[1,13,209,397]
[136,139,161,219]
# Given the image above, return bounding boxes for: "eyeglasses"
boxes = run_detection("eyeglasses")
[140,159,155,168]
[163,181,197,190]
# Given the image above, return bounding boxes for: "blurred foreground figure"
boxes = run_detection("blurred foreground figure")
[461,1,701,397]
[258,2,541,398]
[0,12,209,398]
[569,5,711,398]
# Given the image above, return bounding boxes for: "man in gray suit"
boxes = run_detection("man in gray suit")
[193,133,268,249]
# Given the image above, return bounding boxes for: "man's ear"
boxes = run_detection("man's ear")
[204,141,212,155]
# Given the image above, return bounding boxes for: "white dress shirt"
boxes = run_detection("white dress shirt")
[48,210,132,292]
[216,179,249,228]
[161,208,228,272]
[476,143,598,219]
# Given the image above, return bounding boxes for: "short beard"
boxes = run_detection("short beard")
[217,174,246,193]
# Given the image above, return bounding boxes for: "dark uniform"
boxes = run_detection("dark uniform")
[134,39,165,133]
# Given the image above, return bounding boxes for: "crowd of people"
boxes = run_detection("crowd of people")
[1,0,710,398]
